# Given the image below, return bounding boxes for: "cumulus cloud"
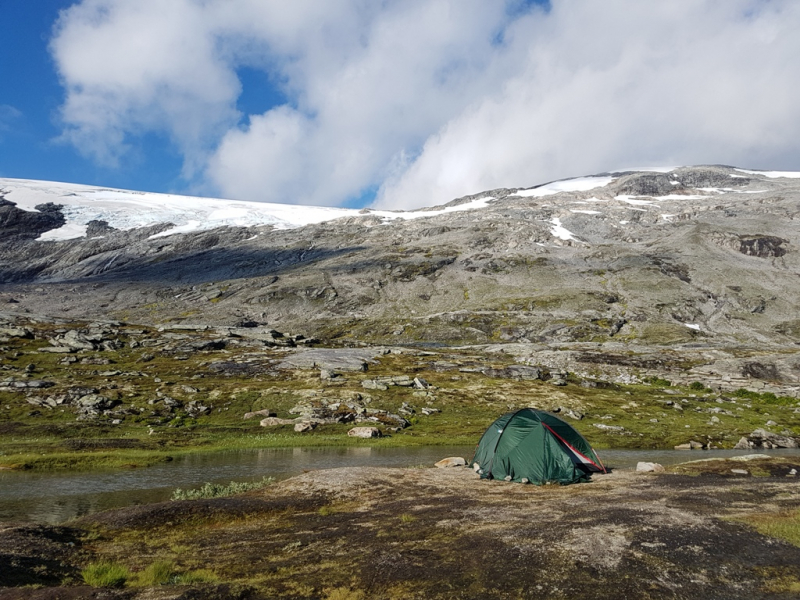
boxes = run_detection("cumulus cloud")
[51,0,800,209]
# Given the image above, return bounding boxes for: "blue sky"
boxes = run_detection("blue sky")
[2,1,799,210]
[0,0,185,192]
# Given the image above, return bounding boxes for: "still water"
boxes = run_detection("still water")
[2,446,800,524]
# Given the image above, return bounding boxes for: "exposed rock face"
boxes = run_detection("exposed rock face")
[0,199,65,243]
[3,165,800,364]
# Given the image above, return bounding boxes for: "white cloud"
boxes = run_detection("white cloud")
[51,0,800,209]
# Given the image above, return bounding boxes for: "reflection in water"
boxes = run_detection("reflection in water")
[2,446,799,524]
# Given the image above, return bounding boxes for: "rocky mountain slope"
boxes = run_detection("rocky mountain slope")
[3,166,800,393]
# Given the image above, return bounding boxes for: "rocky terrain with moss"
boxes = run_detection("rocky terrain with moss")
[3,166,800,598]
[2,457,800,599]
[1,316,799,472]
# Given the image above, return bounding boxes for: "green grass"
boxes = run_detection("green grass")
[127,560,220,587]
[82,561,129,588]
[741,509,800,547]
[134,560,175,586]
[2,320,800,472]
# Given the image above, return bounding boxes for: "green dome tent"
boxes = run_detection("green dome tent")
[471,408,606,485]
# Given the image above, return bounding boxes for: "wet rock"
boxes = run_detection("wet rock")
[435,457,466,468]
[348,426,381,438]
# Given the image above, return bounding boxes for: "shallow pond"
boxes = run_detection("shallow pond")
[2,446,800,524]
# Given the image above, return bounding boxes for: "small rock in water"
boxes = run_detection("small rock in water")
[434,456,466,468]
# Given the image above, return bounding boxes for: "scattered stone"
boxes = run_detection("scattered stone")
[413,377,430,389]
[730,469,749,475]
[0,379,55,390]
[766,420,777,427]
[348,426,381,438]
[0,327,33,339]
[674,441,705,450]
[244,409,276,420]
[733,429,799,449]
[421,407,440,416]
[294,421,316,433]
[636,462,665,473]
[435,457,466,468]
[593,423,624,432]
[362,379,388,391]
[185,400,210,417]
[398,402,415,415]
[483,365,543,380]
[320,369,339,380]
[260,417,295,427]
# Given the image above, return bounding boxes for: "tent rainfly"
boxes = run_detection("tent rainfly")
[471,408,606,485]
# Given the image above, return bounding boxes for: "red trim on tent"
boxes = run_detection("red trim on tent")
[542,422,606,473]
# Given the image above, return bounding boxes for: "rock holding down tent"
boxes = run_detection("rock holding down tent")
[636,462,665,473]
[435,457,466,468]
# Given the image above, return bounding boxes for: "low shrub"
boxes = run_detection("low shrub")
[82,561,129,588]
[136,560,174,586]
[171,476,274,501]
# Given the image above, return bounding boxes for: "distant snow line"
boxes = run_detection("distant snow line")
[0,178,495,242]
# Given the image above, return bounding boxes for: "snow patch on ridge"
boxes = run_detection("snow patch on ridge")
[0,178,495,241]
[550,218,578,241]
[735,169,800,179]
[512,176,615,198]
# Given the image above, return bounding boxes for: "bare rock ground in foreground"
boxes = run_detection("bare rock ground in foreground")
[3,460,800,599]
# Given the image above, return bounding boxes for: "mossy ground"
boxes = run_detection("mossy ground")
[2,321,800,471]
[4,463,800,599]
